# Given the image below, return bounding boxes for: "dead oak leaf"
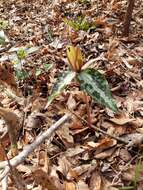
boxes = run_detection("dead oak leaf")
[0,62,20,96]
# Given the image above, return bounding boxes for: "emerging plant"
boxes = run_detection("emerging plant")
[64,16,94,32]
[119,160,142,190]
[0,19,8,30]
[11,46,40,80]
[46,45,117,113]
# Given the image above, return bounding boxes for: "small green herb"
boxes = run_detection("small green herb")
[64,16,95,31]
[17,48,27,59]
[0,20,8,30]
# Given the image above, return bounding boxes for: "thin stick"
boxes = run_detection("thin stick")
[0,142,27,190]
[68,109,127,144]
[84,92,92,128]
[1,174,8,190]
[0,113,70,180]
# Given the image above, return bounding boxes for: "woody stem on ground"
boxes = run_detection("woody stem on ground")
[0,113,70,180]
[0,141,27,190]
[123,0,135,37]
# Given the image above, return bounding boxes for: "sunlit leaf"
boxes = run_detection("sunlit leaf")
[77,68,117,112]
[46,71,76,108]
[0,20,8,30]
[15,70,29,80]
[0,30,9,45]
[17,48,27,59]
[67,46,84,72]
[36,63,53,76]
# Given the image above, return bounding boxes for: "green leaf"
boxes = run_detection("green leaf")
[134,160,142,187]
[46,71,76,107]
[77,68,117,112]
[119,187,134,190]
[17,48,27,59]
[15,70,29,80]
[0,20,8,30]
[36,69,42,76]
[43,63,53,71]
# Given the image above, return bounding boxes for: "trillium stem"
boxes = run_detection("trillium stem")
[84,92,92,128]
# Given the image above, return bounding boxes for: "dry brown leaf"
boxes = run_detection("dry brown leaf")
[124,91,143,114]
[0,107,20,155]
[65,145,85,157]
[65,182,76,190]
[95,138,117,155]
[56,123,74,147]
[32,98,47,112]
[95,147,116,159]
[101,178,119,190]
[119,149,132,162]
[106,38,119,60]
[67,94,77,110]
[0,143,5,161]
[77,180,89,190]
[0,62,20,96]
[26,112,46,129]
[69,164,93,178]
[57,156,72,177]
[89,172,102,190]
[109,115,135,125]
[32,168,61,190]
[121,133,143,147]
[121,165,137,182]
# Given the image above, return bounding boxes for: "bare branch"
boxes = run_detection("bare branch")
[0,113,70,180]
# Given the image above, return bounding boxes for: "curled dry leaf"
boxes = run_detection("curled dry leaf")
[106,38,119,61]
[119,149,132,162]
[124,91,143,114]
[77,180,89,190]
[0,107,20,155]
[67,94,77,110]
[65,182,76,190]
[95,147,116,159]
[56,123,74,148]
[26,112,46,129]
[57,156,72,177]
[95,138,117,155]
[0,143,5,161]
[121,133,143,147]
[109,114,135,125]
[0,62,20,96]
[89,171,102,190]
[32,168,62,190]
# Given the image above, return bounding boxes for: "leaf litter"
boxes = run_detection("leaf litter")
[0,0,143,189]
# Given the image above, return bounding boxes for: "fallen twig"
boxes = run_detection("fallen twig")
[68,109,127,144]
[0,113,70,180]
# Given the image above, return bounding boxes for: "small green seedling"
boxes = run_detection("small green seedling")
[64,16,95,31]
[0,19,8,30]
[120,160,142,190]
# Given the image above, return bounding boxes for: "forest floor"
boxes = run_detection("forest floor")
[0,0,143,189]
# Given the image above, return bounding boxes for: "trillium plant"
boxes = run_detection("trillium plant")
[46,45,117,114]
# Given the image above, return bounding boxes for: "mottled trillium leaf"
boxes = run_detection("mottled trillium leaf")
[45,71,76,108]
[77,68,118,112]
